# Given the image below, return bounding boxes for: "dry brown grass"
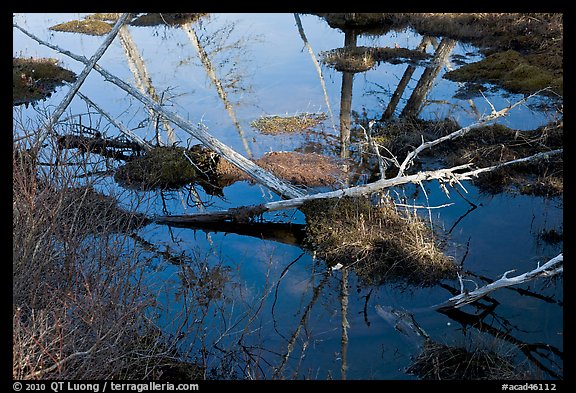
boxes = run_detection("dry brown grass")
[301,195,457,287]
[250,113,327,135]
[407,340,529,380]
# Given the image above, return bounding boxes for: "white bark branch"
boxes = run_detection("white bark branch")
[155,148,561,224]
[435,253,563,310]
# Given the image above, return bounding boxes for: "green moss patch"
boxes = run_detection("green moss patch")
[13,57,77,106]
[114,146,200,190]
[444,50,562,95]
[301,196,457,287]
[49,19,113,36]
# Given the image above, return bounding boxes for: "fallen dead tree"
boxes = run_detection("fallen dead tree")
[434,253,563,310]
[154,148,562,224]
[14,22,561,220]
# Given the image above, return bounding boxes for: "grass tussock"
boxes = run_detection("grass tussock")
[407,340,529,380]
[301,196,458,287]
[250,113,327,135]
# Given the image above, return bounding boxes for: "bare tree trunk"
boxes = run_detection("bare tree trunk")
[273,273,330,379]
[118,24,177,145]
[339,29,357,159]
[401,38,457,118]
[294,13,338,134]
[154,147,561,225]
[382,36,431,120]
[340,268,350,380]
[182,22,253,158]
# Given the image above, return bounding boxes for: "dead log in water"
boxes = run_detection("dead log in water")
[434,253,563,310]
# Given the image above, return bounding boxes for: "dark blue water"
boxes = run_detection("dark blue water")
[13,13,562,380]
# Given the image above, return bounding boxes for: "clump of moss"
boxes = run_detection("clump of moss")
[114,146,199,190]
[251,113,327,135]
[13,57,76,106]
[49,19,113,36]
[301,196,457,287]
[444,49,562,95]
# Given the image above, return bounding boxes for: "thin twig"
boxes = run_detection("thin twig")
[359,122,386,180]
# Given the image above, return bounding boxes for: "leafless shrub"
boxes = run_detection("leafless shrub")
[12,130,193,379]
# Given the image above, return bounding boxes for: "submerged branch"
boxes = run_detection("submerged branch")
[294,13,338,134]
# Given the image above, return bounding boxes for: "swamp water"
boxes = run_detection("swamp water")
[13,13,563,380]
